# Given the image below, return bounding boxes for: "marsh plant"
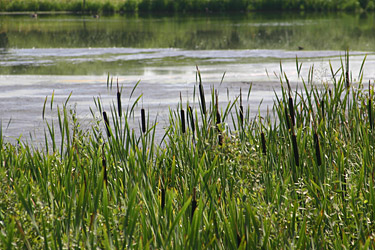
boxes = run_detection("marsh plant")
[1,55,375,249]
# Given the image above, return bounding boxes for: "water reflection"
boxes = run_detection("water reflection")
[1,12,375,51]
[0,13,373,77]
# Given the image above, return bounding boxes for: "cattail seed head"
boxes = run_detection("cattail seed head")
[189,106,195,135]
[261,132,266,155]
[141,108,146,134]
[191,188,197,220]
[199,82,206,115]
[314,132,322,166]
[117,92,122,117]
[103,111,111,137]
[102,145,107,185]
[288,97,295,127]
[117,79,122,117]
[285,106,290,130]
[291,134,299,167]
[239,89,244,126]
[161,187,166,210]
[181,109,186,134]
[237,232,241,247]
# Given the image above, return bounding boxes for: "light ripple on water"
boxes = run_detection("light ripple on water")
[0,48,370,67]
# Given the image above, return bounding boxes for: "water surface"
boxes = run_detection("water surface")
[1,13,374,142]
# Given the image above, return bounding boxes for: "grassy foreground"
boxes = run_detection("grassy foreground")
[0,0,375,13]
[1,56,375,249]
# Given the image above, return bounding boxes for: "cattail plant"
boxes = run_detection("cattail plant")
[191,187,197,220]
[368,81,373,130]
[160,177,166,210]
[313,132,321,166]
[180,93,186,134]
[261,130,266,155]
[309,109,322,166]
[197,66,206,116]
[215,91,222,145]
[102,144,108,186]
[181,109,186,134]
[345,50,350,89]
[285,106,290,130]
[117,78,122,117]
[103,111,111,137]
[237,231,241,247]
[141,108,146,134]
[188,106,195,137]
[285,76,295,127]
[288,94,295,127]
[291,128,299,167]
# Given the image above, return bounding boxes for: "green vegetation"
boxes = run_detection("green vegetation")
[0,0,375,13]
[1,55,375,248]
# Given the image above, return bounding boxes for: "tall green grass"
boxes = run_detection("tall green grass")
[1,54,375,248]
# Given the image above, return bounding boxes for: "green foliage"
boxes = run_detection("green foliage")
[0,0,375,12]
[119,0,139,12]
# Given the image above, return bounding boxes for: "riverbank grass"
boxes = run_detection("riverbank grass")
[0,0,374,13]
[1,57,375,248]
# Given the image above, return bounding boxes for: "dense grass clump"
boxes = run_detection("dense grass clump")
[0,0,375,13]
[1,56,375,248]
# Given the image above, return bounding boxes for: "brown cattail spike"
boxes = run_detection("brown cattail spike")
[216,91,222,145]
[189,106,195,135]
[103,111,111,137]
[198,83,206,115]
[117,78,122,117]
[216,111,221,125]
[261,132,266,155]
[102,145,107,185]
[345,51,350,89]
[141,108,146,134]
[191,188,197,220]
[216,91,221,125]
[161,184,166,210]
[288,97,295,127]
[291,134,299,167]
[314,132,322,166]
[237,231,241,247]
[285,106,290,130]
[342,171,347,199]
[181,109,186,134]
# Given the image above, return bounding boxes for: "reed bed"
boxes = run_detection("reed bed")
[1,56,375,249]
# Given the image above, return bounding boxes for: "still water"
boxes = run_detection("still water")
[0,12,375,142]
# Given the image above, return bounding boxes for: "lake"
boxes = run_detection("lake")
[1,12,375,143]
